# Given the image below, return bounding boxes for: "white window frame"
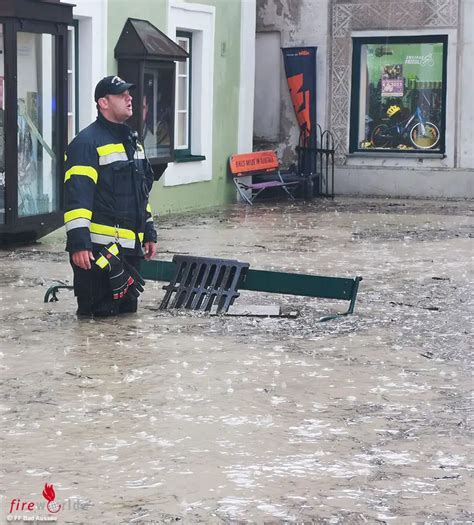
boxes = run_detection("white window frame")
[67,0,107,131]
[175,32,191,151]
[165,1,215,186]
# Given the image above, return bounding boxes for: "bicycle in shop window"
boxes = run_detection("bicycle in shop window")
[370,103,440,150]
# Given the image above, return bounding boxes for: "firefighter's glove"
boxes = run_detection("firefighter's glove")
[95,243,134,301]
[123,260,146,298]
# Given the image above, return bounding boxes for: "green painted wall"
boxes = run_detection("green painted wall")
[107,0,242,215]
[106,1,168,71]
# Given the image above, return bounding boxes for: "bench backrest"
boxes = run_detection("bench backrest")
[229,150,279,177]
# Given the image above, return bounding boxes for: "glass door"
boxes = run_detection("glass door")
[0,24,5,223]
[17,31,58,217]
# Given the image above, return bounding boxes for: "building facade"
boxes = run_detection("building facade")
[65,0,255,215]
[255,0,473,198]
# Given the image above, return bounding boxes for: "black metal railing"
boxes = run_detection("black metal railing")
[296,125,335,198]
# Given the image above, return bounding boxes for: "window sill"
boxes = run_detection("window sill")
[348,151,445,159]
[174,153,206,163]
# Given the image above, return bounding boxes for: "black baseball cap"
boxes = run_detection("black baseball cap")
[94,75,135,102]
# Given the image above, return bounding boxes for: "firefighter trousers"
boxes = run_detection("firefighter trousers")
[71,254,142,317]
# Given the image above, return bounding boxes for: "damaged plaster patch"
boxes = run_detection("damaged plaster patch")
[257,0,302,30]
[278,109,301,165]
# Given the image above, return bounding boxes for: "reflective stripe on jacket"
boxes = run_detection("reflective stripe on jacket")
[64,114,156,256]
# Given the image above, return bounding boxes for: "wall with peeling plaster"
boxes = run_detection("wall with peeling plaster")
[255,0,330,167]
[255,0,473,198]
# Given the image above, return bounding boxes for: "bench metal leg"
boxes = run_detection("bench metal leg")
[347,276,362,315]
[318,276,362,322]
[277,170,296,200]
[234,179,254,205]
[281,183,296,200]
[44,283,74,303]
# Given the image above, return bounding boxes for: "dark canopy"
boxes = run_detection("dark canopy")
[115,18,189,62]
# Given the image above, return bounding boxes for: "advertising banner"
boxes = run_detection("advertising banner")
[282,47,317,177]
[281,47,317,147]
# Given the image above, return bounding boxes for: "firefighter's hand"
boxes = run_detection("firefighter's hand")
[72,250,95,270]
[144,241,156,260]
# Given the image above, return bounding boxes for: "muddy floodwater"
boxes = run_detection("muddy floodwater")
[0,197,473,524]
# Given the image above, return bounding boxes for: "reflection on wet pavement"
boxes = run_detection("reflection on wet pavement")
[0,198,472,524]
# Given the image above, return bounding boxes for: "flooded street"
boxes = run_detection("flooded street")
[0,197,473,524]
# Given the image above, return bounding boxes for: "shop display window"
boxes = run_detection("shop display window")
[350,36,447,153]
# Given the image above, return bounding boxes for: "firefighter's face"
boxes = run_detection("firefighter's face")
[99,90,133,123]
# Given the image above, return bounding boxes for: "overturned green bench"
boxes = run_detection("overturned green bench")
[45,256,362,321]
[140,256,362,321]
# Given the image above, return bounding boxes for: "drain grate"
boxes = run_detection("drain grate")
[159,255,250,313]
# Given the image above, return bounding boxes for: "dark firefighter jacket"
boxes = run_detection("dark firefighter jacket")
[64,113,157,256]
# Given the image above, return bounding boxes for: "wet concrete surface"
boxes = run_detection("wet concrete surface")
[0,197,473,524]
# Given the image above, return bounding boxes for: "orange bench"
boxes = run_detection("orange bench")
[229,150,301,205]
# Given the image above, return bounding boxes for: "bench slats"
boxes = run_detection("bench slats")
[241,269,358,300]
[239,180,300,190]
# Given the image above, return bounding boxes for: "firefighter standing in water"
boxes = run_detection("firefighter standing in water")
[64,76,157,316]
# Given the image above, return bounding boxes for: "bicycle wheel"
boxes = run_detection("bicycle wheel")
[410,121,440,149]
[371,124,392,148]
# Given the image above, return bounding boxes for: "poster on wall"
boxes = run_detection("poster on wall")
[381,64,404,97]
